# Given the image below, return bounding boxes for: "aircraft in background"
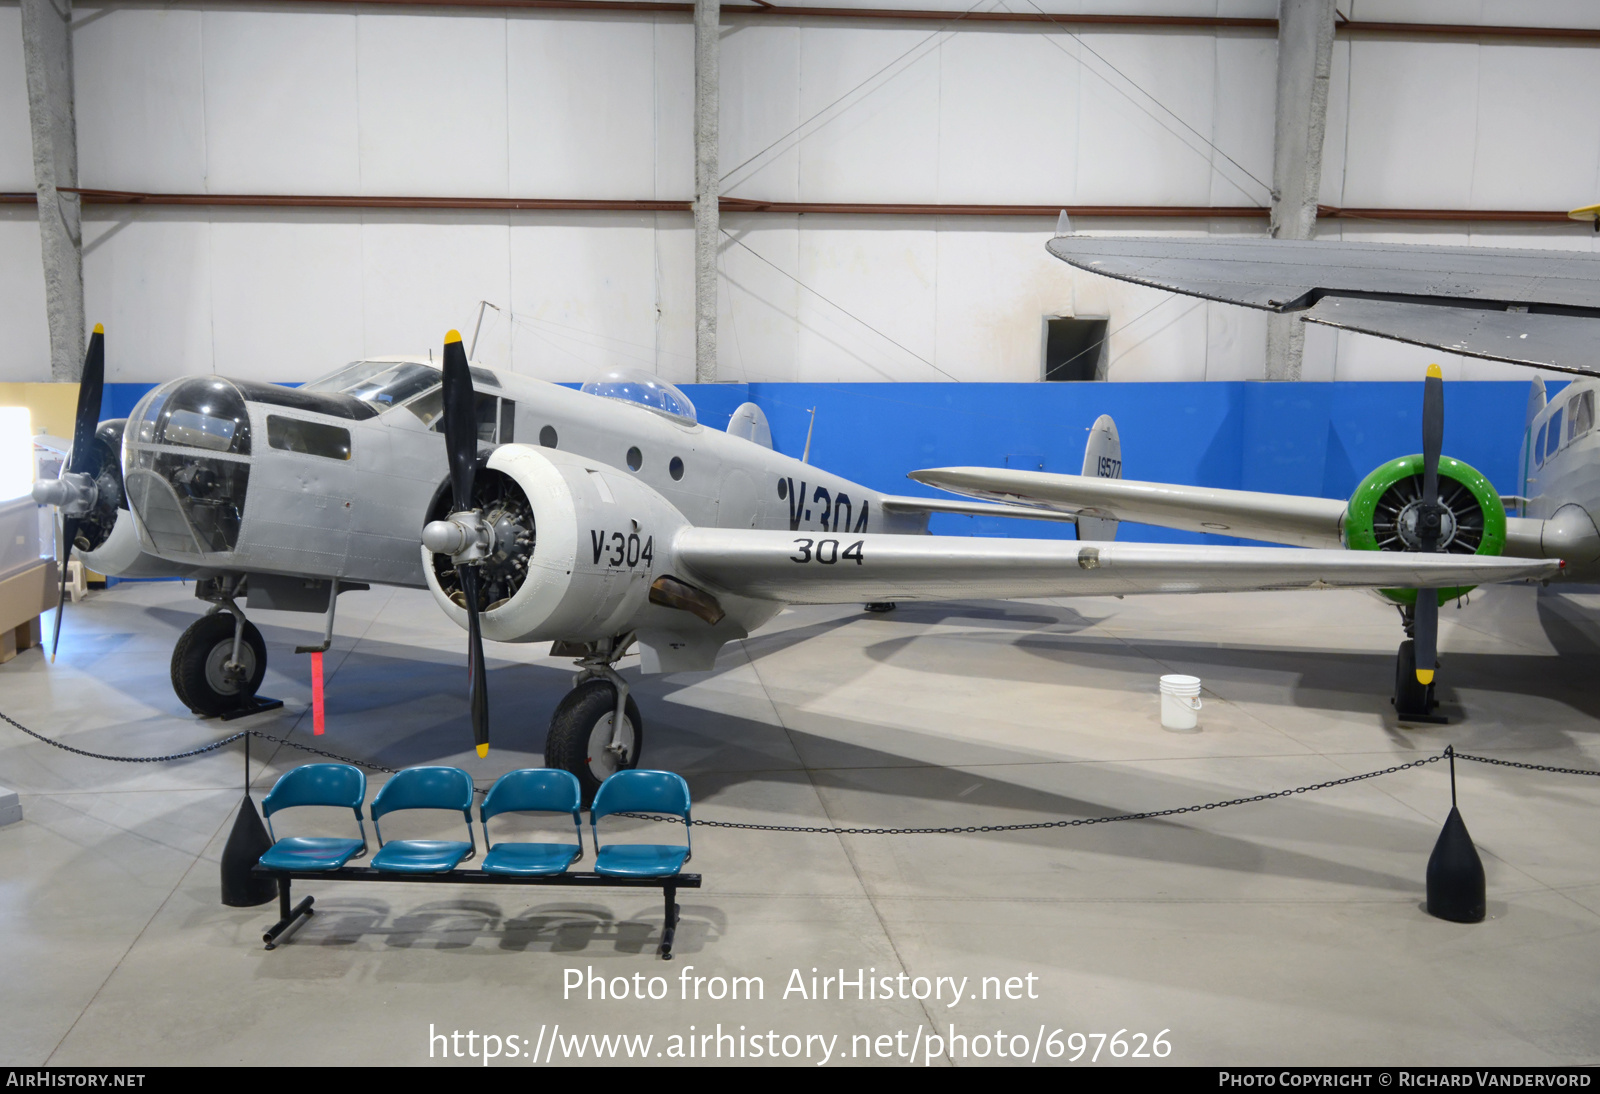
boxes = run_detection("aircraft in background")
[912,213,1600,723]
[32,329,1560,796]
[1042,205,1600,378]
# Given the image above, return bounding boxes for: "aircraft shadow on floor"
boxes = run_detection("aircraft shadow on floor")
[17,593,1584,958]
[857,592,1600,740]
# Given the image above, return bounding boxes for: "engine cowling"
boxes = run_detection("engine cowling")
[1343,454,1507,606]
[423,444,691,644]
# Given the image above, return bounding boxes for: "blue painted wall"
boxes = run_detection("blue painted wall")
[99,379,1551,546]
[678,380,1551,544]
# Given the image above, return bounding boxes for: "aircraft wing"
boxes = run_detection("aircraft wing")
[1045,234,1600,373]
[671,528,1557,604]
[906,467,1346,548]
[1300,297,1598,376]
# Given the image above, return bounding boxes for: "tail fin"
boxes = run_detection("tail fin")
[1076,413,1121,541]
[727,402,773,449]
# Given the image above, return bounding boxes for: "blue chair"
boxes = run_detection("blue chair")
[259,763,369,871]
[369,767,477,873]
[479,769,584,877]
[590,770,692,878]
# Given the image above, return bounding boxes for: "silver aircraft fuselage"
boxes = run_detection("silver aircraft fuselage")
[1517,376,1600,580]
[90,359,927,590]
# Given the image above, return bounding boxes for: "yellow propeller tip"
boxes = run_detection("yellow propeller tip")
[1415,669,1434,685]
[476,743,489,758]
[92,323,104,335]
[1426,364,1442,379]
[445,330,463,345]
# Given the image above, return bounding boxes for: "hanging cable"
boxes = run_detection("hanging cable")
[1015,0,1274,202]
[722,0,1273,205]
[721,229,962,381]
[719,0,1002,187]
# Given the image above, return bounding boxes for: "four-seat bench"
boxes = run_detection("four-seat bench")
[251,764,701,958]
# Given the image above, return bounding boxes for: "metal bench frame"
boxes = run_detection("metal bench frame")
[253,864,702,958]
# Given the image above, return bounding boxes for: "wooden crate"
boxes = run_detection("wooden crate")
[0,559,58,664]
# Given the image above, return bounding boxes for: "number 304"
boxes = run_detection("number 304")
[790,538,864,565]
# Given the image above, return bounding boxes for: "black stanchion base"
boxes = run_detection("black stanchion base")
[221,795,278,908]
[1426,805,1486,923]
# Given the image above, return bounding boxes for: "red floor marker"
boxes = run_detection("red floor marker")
[311,651,326,736]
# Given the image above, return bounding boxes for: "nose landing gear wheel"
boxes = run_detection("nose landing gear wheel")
[1392,638,1445,724]
[172,612,267,717]
[544,679,644,804]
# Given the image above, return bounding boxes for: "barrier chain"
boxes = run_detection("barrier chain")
[0,710,249,764]
[3,710,1597,835]
[1454,751,1600,778]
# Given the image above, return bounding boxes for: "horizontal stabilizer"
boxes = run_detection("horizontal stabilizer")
[908,466,1347,548]
[878,494,1077,523]
[672,528,1559,606]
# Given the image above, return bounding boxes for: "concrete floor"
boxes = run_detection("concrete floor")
[2,578,1598,1066]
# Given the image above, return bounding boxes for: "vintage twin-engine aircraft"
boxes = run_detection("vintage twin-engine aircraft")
[34,327,1563,796]
[912,215,1600,723]
[913,369,1598,723]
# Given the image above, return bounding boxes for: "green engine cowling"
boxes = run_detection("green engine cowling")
[1343,454,1507,607]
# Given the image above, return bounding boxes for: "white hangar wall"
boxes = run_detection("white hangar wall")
[0,1,1597,386]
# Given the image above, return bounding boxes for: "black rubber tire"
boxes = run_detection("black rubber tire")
[171,612,267,717]
[1393,638,1436,718]
[544,679,644,804]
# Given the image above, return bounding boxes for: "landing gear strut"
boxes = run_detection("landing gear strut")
[171,576,280,719]
[1392,607,1446,725]
[545,632,643,803]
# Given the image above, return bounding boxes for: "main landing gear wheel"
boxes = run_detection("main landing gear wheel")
[1392,638,1444,724]
[171,612,267,717]
[545,679,643,804]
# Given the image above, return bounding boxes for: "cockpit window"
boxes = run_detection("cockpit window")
[1568,391,1594,442]
[164,409,238,452]
[580,368,696,426]
[267,416,352,461]
[305,360,443,408]
[1547,408,1564,459]
[136,377,251,456]
[1535,423,1547,468]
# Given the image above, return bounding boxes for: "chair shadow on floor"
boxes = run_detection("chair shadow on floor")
[249,895,721,958]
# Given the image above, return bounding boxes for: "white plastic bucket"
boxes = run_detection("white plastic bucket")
[1159,674,1203,731]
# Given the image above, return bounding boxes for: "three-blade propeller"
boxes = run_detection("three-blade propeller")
[46,325,106,662]
[438,332,491,757]
[1412,363,1446,686]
